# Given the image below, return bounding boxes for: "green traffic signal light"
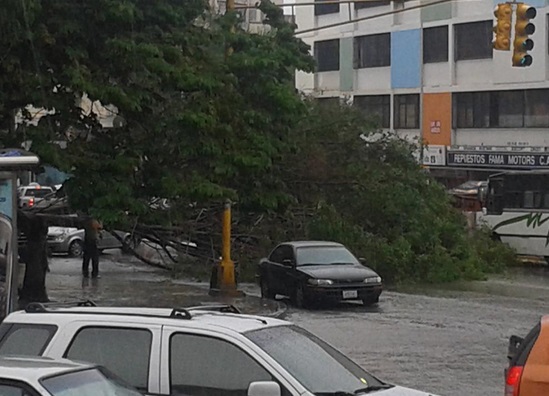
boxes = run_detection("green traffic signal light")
[512,3,536,67]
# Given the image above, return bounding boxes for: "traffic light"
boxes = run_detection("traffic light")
[513,3,536,67]
[493,3,512,51]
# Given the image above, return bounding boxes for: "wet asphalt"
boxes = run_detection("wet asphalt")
[46,252,549,396]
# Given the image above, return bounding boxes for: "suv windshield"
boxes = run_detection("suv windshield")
[245,325,384,394]
[41,367,142,396]
[296,246,359,266]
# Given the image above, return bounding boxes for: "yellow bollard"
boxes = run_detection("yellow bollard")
[210,200,244,297]
[220,200,236,288]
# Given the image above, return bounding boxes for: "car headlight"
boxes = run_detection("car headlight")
[308,279,334,286]
[364,276,382,284]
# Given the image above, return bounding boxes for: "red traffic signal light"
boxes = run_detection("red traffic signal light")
[513,3,536,67]
[493,3,513,51]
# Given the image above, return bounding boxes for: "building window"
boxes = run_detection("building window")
[423,26,448,63]
[453,92,490,128]
[455,20,492,61]
[355,0,390,10]
[354,33,390,68]
[453,89,549,128]
[496,90,523,128]
[525,89,549,127]
[314,39,340,72]
[394,94,419,129]
[354,95,390,128]
[315,0,339,15]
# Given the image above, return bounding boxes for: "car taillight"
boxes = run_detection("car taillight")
[505,366,523,396]
[29,198,34,207]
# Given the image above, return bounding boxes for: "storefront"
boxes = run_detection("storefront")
[423,145,549,188]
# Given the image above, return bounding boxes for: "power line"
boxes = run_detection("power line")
[294,0,453,35]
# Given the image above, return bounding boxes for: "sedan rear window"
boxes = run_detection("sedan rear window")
[23,189,52,198]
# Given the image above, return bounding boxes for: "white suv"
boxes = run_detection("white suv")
[0,302,436,396]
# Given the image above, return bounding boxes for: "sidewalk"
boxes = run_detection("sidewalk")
[45,253,287,318]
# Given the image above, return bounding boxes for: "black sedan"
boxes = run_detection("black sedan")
[258,241,382,308]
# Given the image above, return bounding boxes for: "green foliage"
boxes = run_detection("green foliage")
[289,103,516,284]
[1,0,312,227]
[0,0,516,286]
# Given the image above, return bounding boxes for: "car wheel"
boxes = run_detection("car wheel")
[293,283,309,309]
[68,240,83,258]
[260,277,275,299]
[362,295,380,306]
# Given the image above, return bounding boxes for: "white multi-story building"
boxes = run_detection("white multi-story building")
[293,0,549,185]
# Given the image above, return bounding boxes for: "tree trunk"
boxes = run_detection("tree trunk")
[18,212,49,308]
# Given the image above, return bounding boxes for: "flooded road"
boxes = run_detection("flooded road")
[284,268,549,396]
[47,254,549,396]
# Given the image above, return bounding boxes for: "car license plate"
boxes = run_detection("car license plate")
[342,290,358,299]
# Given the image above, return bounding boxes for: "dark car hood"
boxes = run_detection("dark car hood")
[296,264,379,280]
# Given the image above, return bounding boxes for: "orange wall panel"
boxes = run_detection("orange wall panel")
[422,93,452,146]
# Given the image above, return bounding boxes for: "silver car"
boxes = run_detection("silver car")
[0,356,143,396]
[47,227,135,257]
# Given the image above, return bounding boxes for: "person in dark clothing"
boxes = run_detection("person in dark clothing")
[82,218,102,278]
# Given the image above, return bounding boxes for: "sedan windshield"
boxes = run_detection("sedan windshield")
[245,325,384,395]
[296,246,359,266]
[41,367,142,396]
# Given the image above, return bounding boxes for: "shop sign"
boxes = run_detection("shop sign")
[430,120,441,134]
[447,150,549,169]
[422,145,446,166]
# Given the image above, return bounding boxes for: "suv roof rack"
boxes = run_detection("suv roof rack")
[25,300,96,313]
[169,304,241,319]
[23,302,250,322]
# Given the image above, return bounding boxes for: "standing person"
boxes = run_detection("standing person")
[82,218,102,278]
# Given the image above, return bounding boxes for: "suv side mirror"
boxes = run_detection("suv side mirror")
[358,258,367,264]
[282,259,294,267]
[248,381,281,396]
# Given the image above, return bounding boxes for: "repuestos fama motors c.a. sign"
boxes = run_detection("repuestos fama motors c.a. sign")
[447,151,549,169]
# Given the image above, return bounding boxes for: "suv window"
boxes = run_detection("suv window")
[64,327,151,391]
[169,333,273,396]
[0,324,57,356]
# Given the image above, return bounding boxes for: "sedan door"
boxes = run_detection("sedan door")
[98,231,121,250]
[263,245,292,296]
[276,245,298,297]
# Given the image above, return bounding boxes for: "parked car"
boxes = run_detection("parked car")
[0,356,143,396]
[0,302,438,396]
[258,241,383,308]
[47,227,136,257]
[17,184,55,209]
[505,316,549,396]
